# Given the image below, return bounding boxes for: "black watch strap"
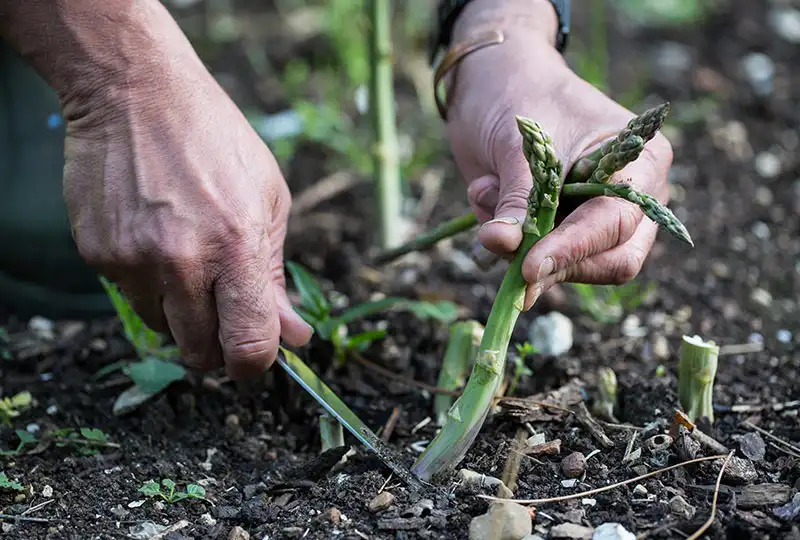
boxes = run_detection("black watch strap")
[429,0,571,64]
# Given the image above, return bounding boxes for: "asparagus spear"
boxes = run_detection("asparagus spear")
[371,212,478,265]
[567,103,670,184]
[589,135,644,184]
[562,182,693,246]
[411,117,562,481]
[434,320,485,426]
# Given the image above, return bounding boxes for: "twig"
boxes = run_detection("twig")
[718,342,764,356]
[741,420,800,455]
[769,442,800,459]
[22,499,55,516]
[575,402,614,448]
[381,407,401,443]
[715,399,800,414]
[480,454,728,505]
[0,514,50,523]
[290,171,363,216]
[673,411,729,454]
[686,451,734,540]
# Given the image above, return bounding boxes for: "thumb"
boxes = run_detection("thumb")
[476,131,532,256]
[270,262,314,347]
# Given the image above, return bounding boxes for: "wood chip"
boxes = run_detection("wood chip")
[737,484,794,509]
[574,402,614,448]
[524,439,562,456]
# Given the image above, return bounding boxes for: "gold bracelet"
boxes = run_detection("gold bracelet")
[432,30,505,121]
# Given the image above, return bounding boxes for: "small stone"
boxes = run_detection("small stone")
[28,316,55,340]
[225,414,240,427]
[469,502,532,540]
[751,288,773,308]
[228,526,250,540]
[322,507,341,525]
[242,483,266,499]
[773,492,800,521]
[152,502,165,511]
[730,236,747,252]
[592,523,636,540]
[550,522,594,539]
[776,329,792,344]
[652,335,670,360]
[739,432,766,462]
[740,52,775,97]
[1,523,12,533]
[561,452,587,478]
[368,491,396,512]
[561,479,578,488]
[88,338,107,352]
[528,312,573,356]
[42,485,53,498]
[723,456,758,485]
[653,42,693,84]
[13,494,25,503]
[632,484,648,497]
[632,465,648,476]
[768,8,800,43]
[110,504,129,518]
[754,151,781,179]
[755,187,774,206]
[402,498,434,518]
[46,405,58,415]
[751,221,771,240]
[526,433,546,447]
[199,513,216,527]
[669,495,696,519]
[201,377,221,392]
[214,505,241,519]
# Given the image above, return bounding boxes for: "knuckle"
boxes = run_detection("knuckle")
[221,334,278,368]
[614,204,641,246]
[614,249,646,284]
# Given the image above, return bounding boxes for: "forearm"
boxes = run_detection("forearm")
[452,0,559,47]
[0,0,205,114]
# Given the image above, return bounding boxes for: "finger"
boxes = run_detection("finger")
[521,138,670,287]
[522,218,659,311]
[213,236,282,381]
[466,174,500,223]
[476,124,530,255]
[161,269,224,372]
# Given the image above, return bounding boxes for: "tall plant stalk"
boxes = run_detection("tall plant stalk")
[369,0,403,249]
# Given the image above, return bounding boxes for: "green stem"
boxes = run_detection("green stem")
[411,117,561,482]
[371,213,479,265]
[434,320,484,426]
[369,0,403,249]
[678,335,719,423]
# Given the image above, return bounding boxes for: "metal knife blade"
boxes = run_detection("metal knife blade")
[276,347,425,492]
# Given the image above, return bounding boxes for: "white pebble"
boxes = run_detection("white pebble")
[776,329,792,343]
[768,8,800,43]
[754,151,781,179]
[42,485,53,498]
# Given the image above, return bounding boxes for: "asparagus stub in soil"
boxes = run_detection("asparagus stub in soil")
[411,116,563,482]
[679,334,720,424]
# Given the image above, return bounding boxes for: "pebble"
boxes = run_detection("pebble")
[750,288,773,308]
[368,491,396,512]
[754,151,781,179]
[751,221,771,240]
[669,495,696,520]
[550,523,594,539]
[768,8,800,43]
[402,498,434,518]
[561,479,578,488]
[199,513,216,527]
[42,485,53,498]
[468,502,532,540]
[152,502,165,511]
[593,523,636,540]
[776,329,792,343]
[740,52,775,96]
[730,236,747,252]
[652,335,670,360]
[773,493,800,521]
[755,186,774,206]
[242,483,266,499]
[739,432,766,461]
[322,507,341,525]
[214,505,241,519]
[528,312,573,356]
[28,316,55,341]
[228,526,250,540]
[632,484,648,497]
[723,456,759,485]
[561,452,587,478]
[653,42,693,83]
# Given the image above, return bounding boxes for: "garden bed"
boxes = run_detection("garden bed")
[0,0,798,538]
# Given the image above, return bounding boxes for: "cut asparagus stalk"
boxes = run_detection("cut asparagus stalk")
[411,117,563,481]
[371,212,479,265]
[562,182,693,246]
[567,102,670,184]
[678,335,720,423]
[319,413,345,452]
[592,367,619,423]
[434,320,485,426]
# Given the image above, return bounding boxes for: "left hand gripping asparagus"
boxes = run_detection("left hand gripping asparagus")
[411,117,563,481]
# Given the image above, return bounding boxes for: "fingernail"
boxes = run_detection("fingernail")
[537,256,555,281]
[480,216,520,231]
[523,284,542,312]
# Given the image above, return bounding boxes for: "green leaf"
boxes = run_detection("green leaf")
[124,357,186,395]
[345,329,387,351]
[404,300,460,323]
[286,261,330,319]
[161,478,176,490]
[9,392,32,408]
[139,480,162,497]
[0,472,23,491]
[100,277,165,356]
[92,360,128,380]
[79,428,108,442]
[15,430,36,445]
[186,484,206,499]
[171,492,188,502]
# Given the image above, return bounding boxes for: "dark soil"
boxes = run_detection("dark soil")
[1,1,799,539]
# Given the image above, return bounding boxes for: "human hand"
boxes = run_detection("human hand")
[444,0,673,310]
[62,40,312,380]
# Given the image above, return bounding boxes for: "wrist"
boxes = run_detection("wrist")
[452,0,560,48]
[0,0,209,119]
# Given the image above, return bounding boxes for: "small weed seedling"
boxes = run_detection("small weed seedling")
[0,391,32,426]
[0,472,23,491]
[286,261,458,365]
[98,278,187,414]
[0,427,118,457]
[139,479,207,504]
